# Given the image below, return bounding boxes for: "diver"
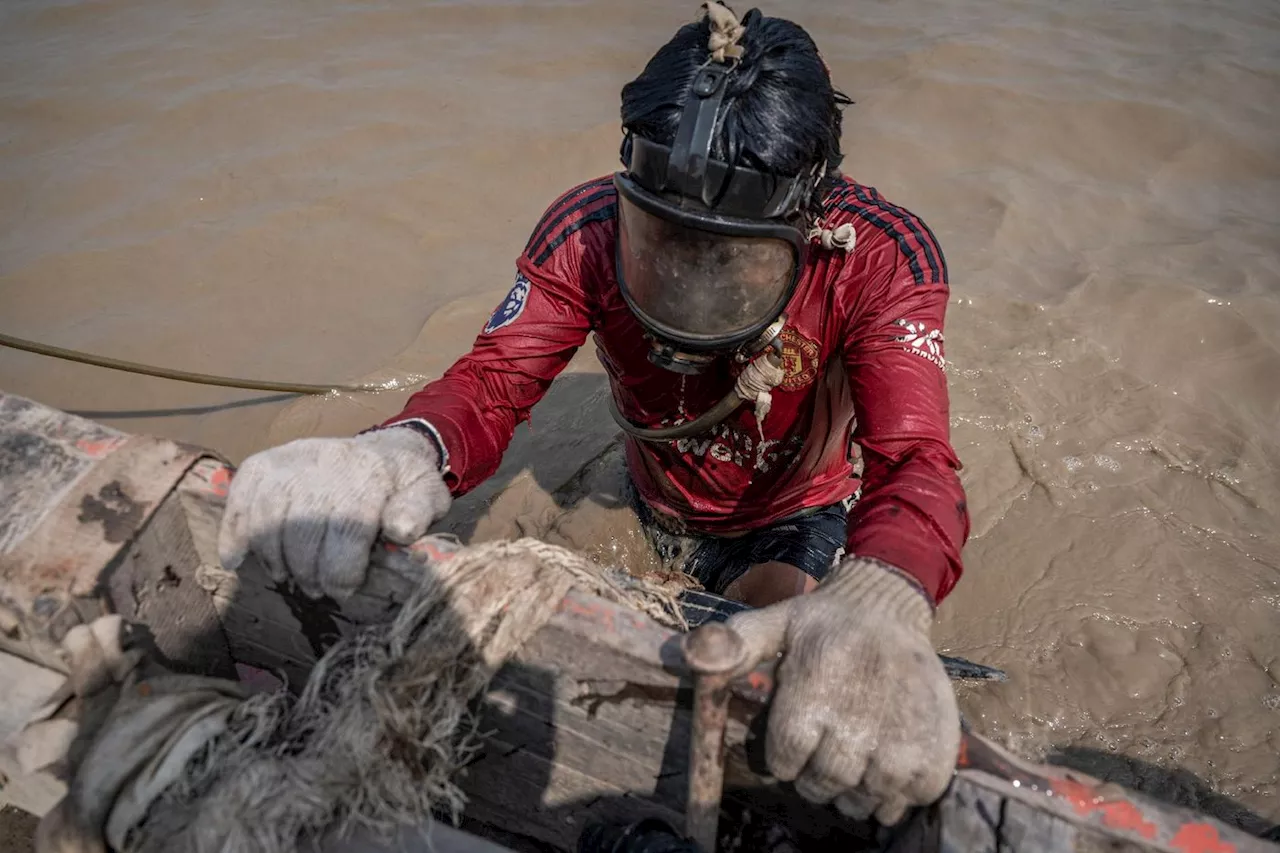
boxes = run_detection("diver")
[219,2,971,828]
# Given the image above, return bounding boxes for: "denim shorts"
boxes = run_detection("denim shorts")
[627,480,852,596]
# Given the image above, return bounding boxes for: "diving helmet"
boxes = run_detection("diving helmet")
[614,59,816,374]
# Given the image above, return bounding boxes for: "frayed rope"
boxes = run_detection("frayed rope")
[126,539,685,853]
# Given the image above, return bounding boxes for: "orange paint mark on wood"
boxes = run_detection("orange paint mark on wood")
[407,539,458,563]
[75,436,124,458]
[1170,823,1237,853]
[1049,777,1157,838]
[206,465,231,498]
[1098,800,1158,839]
[1050,776,1105,816]
[557,595,618,634]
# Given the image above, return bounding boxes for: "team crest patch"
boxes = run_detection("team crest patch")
[779,327,820,391]
[484,273,531,334]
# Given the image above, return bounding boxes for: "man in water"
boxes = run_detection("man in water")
[220,3,969,827]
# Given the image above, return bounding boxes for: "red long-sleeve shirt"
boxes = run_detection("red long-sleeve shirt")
[381,175,970,603]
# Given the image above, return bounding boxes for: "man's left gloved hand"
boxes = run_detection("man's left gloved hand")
[717,556,959,825]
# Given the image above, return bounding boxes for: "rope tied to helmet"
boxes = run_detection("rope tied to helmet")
[808,221,857,252]
[703,2,746,63]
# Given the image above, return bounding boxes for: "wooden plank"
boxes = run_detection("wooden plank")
[458,732,685,852]
[523,595,685,688]
[320,823,519,853]
[216,622,316,691]
[170,461,705,843]
[478,666,690,811]
[5,397,1276,853]
[105,494,236,678]
[939,777,1001,853]
[956,750,1280,853]
[217,594,321,668]
[0,391,219,673]
[474,595,874,849]
[998,798,1077,852]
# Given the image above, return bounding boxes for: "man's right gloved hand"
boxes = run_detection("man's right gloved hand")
[217,427,452,600]
[712,557,959,825]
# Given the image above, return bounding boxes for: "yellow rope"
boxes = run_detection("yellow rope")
[0,332,394,396]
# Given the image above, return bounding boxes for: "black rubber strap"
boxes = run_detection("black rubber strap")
[666,62,732,203]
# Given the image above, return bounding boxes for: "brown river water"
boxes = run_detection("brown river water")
[2,0,1278,835]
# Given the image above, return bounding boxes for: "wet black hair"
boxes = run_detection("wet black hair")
[620,6,853,225]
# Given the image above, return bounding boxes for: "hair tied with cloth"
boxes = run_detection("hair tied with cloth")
[703,1,746,62]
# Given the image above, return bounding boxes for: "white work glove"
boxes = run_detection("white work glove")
[721,557,959,825]
[218,427,452,600]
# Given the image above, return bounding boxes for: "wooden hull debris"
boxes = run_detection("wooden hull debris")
[0,391,1274,852]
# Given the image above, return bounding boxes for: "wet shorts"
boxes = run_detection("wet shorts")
[626,479,852,596]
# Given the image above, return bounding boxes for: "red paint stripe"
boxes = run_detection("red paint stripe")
[1170,823,1237,853]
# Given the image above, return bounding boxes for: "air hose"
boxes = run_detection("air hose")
[607,351,785,443]
[0,332,399,395]
[607,388,745,441]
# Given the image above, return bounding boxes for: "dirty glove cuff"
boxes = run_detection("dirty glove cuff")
[823,556,934,634]
[361,420,448,474]
[356,423,442,470]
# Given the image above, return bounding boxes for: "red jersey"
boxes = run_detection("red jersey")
[381,175,969,603]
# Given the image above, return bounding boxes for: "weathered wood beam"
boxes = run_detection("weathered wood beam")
[1,392,1273,853]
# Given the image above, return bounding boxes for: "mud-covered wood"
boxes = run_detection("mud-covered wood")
[1,394,1275,853]
[0,392,230,676]
[878,740,1276,852]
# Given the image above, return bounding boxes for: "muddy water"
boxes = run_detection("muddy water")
[2,0,1278,832]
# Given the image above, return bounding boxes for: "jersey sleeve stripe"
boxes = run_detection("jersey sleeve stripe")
[834,200,926,285]
[861,186,949,282]
[830,185,947,286]
[530,203,618,267]
[846,186,943,284]
[523,177,615,256]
